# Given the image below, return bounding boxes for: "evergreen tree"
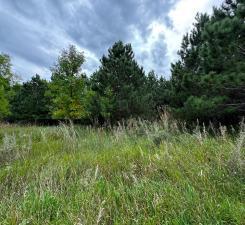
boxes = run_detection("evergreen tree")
[91,41,152,122]
[10,75,50,120]
[170,0,245,123]
[146,71,171,113]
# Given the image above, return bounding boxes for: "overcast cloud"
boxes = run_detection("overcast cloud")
[0,0,223,80]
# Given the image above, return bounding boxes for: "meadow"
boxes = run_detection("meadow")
[0,119,244,225]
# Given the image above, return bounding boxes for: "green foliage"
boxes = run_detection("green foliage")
[0,54,12,80]
[91,41,153,122]
[181,96,227,120]
[170,0,245,123]
[0,85,9,119]
[10,75,50,120]
[84,88,114,123]
[146,71,171,112]
[1,1,244,125]
[48,45,90,120]
[0,54,13,119]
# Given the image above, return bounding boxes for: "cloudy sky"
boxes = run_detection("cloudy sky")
[0,0,223,80]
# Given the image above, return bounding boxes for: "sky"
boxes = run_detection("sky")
[0,0,224,80]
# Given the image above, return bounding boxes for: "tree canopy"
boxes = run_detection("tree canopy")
[48,45,90,120]
[0,0,244,125]
[91,41,153,122]
[10,75,50,120]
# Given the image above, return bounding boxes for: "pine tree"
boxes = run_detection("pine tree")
[91,41,151,122]
[169,0,245,123]
[10,75,50,120]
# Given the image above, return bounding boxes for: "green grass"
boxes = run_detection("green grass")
[0,122,244,225]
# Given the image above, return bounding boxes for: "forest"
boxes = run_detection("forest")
[0,0,244,126]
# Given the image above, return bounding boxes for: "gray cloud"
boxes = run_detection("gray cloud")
[0,0,221,80]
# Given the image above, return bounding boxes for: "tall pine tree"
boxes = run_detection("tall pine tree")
[91,41,152,122]
[170,0,245,123]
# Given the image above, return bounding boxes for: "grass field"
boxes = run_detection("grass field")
[0,120,244,225]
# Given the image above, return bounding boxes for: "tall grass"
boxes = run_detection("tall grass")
[0,120,244,224]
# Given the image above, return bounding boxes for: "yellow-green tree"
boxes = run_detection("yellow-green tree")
[0,54,13,119]
[48,45,89,120]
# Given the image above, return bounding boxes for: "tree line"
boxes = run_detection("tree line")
[0,0,244,125]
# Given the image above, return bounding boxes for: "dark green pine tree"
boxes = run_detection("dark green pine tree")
[91,41,152,122]
[169,0,245,123]
[10,74,51,121]
[146,70,171,113]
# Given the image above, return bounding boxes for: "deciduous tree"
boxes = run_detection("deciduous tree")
[49,45,90,120]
